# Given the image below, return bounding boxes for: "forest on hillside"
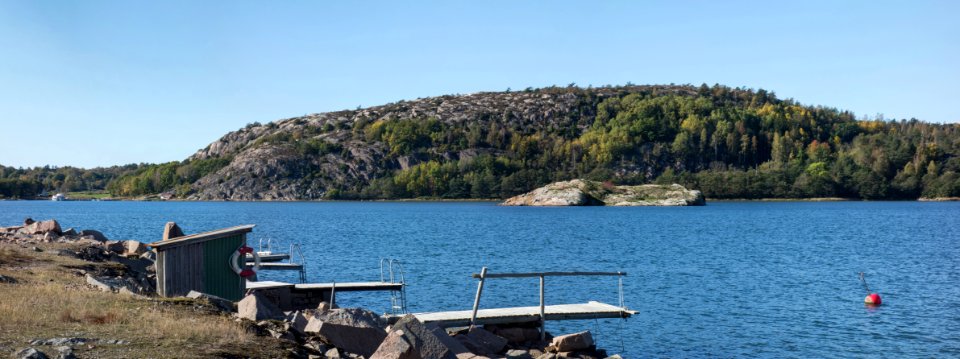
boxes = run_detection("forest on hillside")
[4,85,959,200]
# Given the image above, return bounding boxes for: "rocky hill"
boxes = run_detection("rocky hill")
[102,84,960,201]
[185,85,692,200]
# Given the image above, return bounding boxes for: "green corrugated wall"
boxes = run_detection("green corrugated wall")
[202,234,245,300]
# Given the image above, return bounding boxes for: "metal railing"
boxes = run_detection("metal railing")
[469,268,628,340]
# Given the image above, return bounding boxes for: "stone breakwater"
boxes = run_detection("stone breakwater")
[502,179,705,206]
[1,218,624,359]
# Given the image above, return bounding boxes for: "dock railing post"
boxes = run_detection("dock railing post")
[539,274,546,341]
[330,281,336,308]
[469,267,487,329]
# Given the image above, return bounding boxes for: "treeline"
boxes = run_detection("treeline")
[338,85,960,199]
[0,157,231,199]
[0,164,146,199]
[4,84,959,200]
[105,157,231,197]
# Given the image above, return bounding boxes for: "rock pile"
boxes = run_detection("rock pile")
[1,218,149,257]
[0,218,157,294]
[227,292,622,359]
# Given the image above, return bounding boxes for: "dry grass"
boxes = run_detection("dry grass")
[0,243,292,358]
[0,247,32,266]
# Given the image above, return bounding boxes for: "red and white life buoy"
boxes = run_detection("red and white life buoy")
[230,245,260,278]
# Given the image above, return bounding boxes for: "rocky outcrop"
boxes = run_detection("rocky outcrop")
[502,179,705,206]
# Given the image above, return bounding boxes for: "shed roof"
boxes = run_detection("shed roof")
[149,224,255,249]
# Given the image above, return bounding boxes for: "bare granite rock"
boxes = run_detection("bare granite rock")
[502,179,704,206]
[549,331,593,352]
[304,308,387,358]
[237,291,285,321]
[20,220,61,235]
[370,329,419,359]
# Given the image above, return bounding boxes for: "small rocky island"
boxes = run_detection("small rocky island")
[502,179,705,206]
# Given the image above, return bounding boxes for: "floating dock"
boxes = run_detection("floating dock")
[256,262,304,270]
[247,280,403,292]
[411,300,635,327]
[247,253,290,262]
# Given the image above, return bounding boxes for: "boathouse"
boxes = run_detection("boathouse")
[149,224,255,301]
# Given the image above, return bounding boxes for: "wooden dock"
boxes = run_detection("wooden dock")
[411,301,635,327]
[247,253,290,262]
[245,279,405,311]
[256,262,304,270]
[295,282,403,292]
[246,280,402,292]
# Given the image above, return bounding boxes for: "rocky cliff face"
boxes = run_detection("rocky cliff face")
[501,179,705,206]
[183,85,698,200]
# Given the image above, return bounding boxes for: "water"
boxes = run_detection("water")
[1,200,958,358]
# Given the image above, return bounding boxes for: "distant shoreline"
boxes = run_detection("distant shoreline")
[4,197,960,203]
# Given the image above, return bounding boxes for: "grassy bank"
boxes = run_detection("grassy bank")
[0,243,292,358]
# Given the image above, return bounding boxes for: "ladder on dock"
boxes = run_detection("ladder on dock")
[380,258,408,315]
[408,268,634,341]
[250,241,307,283]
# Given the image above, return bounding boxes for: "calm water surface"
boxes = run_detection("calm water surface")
[1,201,958,358]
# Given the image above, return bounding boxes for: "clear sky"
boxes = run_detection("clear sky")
[1,1,957,168]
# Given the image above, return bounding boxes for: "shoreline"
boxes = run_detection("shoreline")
[0,197,960,203]
[5,197,959,203]
[1,219,624,358]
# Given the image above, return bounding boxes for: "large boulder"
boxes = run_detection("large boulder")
[487,326,540,344]
[79,229,108,241]
[286,311,309,334]
[550,331,593,352]
[103,241,126,254]
[162,222,184,241]
[304,308,387,357]
[187,290,234,313]
[20,220,61,235]
[465,327,507,355]
[237,291,284,321]
[121,240,147,257]
[502,180,705,206]
[386,315,472,359]
[370,329,419,359]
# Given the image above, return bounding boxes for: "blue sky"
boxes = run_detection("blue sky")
[0,1,957,168]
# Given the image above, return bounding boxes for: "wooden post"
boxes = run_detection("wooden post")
[470,267,487,329]
[539,275,546,341]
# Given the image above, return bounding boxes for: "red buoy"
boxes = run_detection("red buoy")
[864,293,882,306]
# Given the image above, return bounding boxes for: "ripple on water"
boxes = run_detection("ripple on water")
[1,200,959,358]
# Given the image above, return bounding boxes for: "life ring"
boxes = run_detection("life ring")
[230,245,260,278]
